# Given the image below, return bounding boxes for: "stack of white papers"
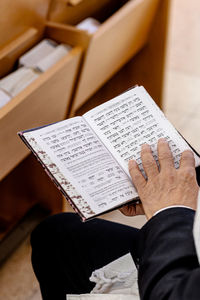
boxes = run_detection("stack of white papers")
[76,17,100,34]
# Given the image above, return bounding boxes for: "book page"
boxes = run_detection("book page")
[24,117,137,217]
[84,86,200,178]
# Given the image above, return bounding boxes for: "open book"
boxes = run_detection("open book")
[18,86,200,221]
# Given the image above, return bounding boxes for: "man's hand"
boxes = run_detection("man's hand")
[119,201,144,217]
[128,138,199,220]
[120,138,199,219]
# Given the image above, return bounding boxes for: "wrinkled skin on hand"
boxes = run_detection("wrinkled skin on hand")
[120,138,199,220]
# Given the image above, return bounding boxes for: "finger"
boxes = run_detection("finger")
[119,206,133,216]
[180,150,195,169]
[119,203,144,216]
[157,138,174,170]
[135,203,145,215]
[141,144,159,178]
[119,205,136,216]
[128,160,146,191]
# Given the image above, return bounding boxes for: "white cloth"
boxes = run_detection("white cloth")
[67,295,136,300]
[193,189,200,264]
[67,253,140,300]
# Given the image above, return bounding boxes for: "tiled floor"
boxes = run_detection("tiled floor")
[0,237,41,300]
[0,0,200,299]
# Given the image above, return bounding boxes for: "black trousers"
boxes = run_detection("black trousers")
[31,212,140,300]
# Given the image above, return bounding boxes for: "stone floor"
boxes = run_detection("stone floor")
[0,0,200,299]
[163,0,200,151]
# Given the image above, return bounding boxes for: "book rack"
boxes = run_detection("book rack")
[75,0,171,117]
[48,0,161,114]
[0,23,82,181]
[0,1,82,240]
[0,0,171,241]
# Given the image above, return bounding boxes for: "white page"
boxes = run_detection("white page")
[84,86,200,178]
[0,67,39,97]
[19,39,58,68]
[193,189,200,264]
[24,117,137,217]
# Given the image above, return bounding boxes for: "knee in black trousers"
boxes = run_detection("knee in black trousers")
[31,212,139,300]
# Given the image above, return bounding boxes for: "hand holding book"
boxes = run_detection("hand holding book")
[18,86,200,221]
[122,139,198,220]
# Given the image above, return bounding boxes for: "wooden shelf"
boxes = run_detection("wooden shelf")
[48,0,160,114]
[0,23,82,181]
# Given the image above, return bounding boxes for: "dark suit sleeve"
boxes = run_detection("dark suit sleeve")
[136,207,200,300]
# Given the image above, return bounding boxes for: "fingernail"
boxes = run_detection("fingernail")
[158,138,166,143]
[128,159,136,168]
[141,143,149,150]
[182,149,194,156]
